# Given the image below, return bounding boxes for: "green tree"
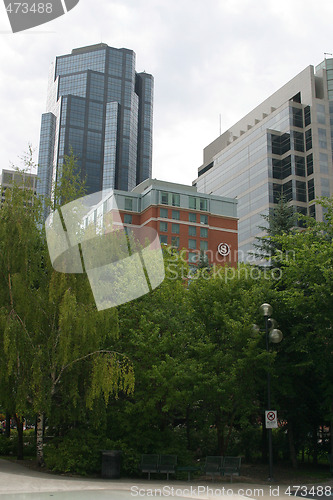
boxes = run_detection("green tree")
[112,258,273,459]
[186,265,271,455]
[253,196,296,265]
[267,197,333,464]
[0,152,134,465]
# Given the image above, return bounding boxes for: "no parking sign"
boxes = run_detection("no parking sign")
[265,410,278,428]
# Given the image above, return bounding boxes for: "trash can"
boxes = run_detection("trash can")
[101,450,122,479]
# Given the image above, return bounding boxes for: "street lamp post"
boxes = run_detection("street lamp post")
[258,303,283,482]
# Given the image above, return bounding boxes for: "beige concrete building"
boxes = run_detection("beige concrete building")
[193,58,333,260]
[0,169,37,204]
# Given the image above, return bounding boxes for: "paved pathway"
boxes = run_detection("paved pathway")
[0,459,332,499]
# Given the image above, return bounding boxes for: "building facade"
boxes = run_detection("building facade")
[194,59,333,260]
[0,169,37,204]
[83,179,238,267]
[37,43,153,212]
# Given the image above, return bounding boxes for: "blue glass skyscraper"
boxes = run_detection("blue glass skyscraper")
[37,43,153,206]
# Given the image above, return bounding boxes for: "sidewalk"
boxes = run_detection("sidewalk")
[0,459,332,499]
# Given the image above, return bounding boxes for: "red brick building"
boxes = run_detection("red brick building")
[114,179,238,267]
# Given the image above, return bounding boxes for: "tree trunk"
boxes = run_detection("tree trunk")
[216,415,225,456]
[312,425,318,465]
[261,418,268,463]
[14,414,24,460]
[185,406,191,450]
[36,413,45,466]
[287,422,298,469]
[224,416,235,454]
[330,401,333,457]
[5,412,10,438]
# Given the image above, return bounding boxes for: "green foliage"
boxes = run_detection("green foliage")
[0,150,134,463]
[44,429,103,475]
[0,432,36,457]
[0,435,16,455]
[52,149,87,209]
[253,195,296,263]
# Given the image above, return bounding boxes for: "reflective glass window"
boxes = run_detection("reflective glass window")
[161,192,168,205]
[189,196,196,209]
[200,240,208,251]
[124,198,133,211]
[321,177,330,197]
[172,223,179,234]
[293,131,304,152]
[317,104,326,124]
[296,181,307,202]
[309,204,316,218]
[305,129,312,151]
[308,179,315,201]
[172,194,180,207]
[292,107,303,127]
[306,154,313,176]
[318,128,327,149]
[304,106,311,126]
[199,198,207,211]
[295,156,305,177]
[319,153,329,174]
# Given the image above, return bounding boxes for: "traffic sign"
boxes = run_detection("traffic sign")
[265,410,278,428]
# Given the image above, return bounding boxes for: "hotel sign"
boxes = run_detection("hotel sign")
[217,243,230,257]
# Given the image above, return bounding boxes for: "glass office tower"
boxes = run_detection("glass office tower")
[37,43,153,210]
[194,60,333,261]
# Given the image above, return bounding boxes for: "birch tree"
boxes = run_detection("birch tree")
[0,153,134,465]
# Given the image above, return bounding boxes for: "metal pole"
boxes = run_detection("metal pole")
[265,315,274,481]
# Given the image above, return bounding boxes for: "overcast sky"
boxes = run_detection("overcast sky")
[1,0,333,187]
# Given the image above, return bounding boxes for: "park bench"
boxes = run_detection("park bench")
[203,456,223,479]
[140,454,159,480]
[159,454,177,480]
[221,456,241,482]
[139,454,177,479]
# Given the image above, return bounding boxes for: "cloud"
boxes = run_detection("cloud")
[0,0,332,184]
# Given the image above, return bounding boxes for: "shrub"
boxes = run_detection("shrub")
[44,429,103,475]
[0,434,16,455]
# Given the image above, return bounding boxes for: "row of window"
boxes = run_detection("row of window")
[159,235,208,251]
[272,179,315,203]
[122,201,210,224]
[122,213,210,236]
[159,221,208,236]
[160,191,208,211]
[159,208,208,224]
